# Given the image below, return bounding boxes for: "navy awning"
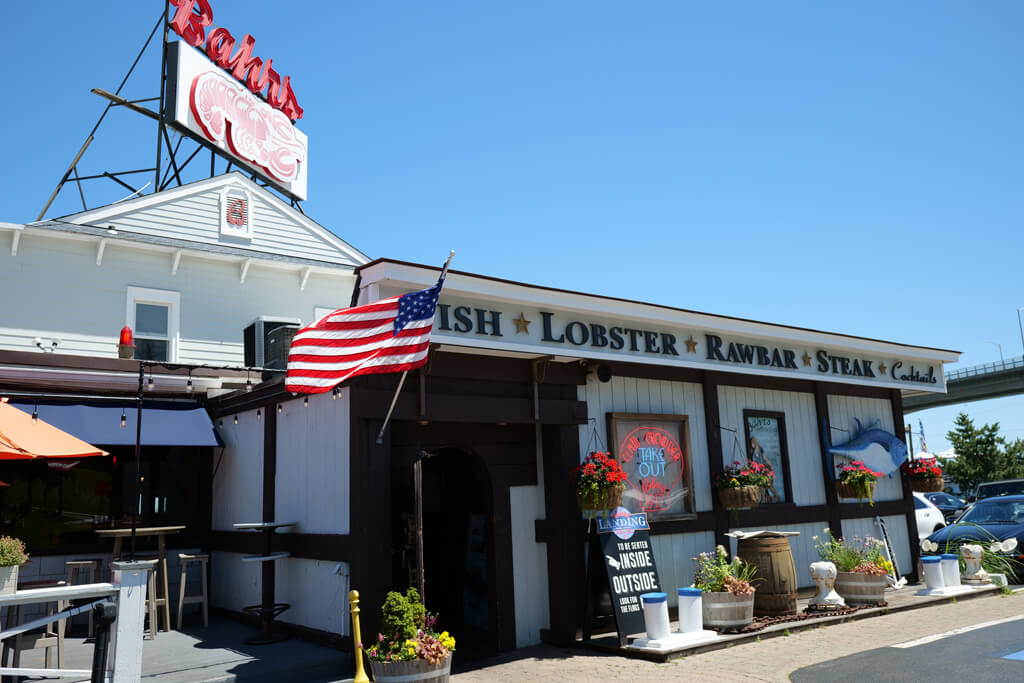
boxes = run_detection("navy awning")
[11,400,221,448]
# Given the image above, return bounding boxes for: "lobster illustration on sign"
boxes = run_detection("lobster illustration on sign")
[640,478,670,512]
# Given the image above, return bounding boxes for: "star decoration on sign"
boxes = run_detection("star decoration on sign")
[802,352,812,367]
[684,336,698,353]
[878,362,887,375]
[513,313,531,334]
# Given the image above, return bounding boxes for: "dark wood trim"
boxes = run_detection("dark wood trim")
[649,511,717,535]
[350,389,587,426]
[891,388,920,582]
[742,409,794,505]
[714,371,815,395]
[599,362,704,385]
[838,499,909,520]
[0,349,248,375]
[813,382,843,535]
[702,374,730,552]
[209,531,352,561]
[490,485,517,652]
[539,423,584,647]
[819,381,891,400]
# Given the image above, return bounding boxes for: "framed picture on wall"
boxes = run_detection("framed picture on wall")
[607,413,695,520]
[742,410,793,504]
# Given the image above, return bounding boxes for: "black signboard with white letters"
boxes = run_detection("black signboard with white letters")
[582,507,661,646]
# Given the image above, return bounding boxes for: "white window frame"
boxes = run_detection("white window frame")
[126,286,180,362]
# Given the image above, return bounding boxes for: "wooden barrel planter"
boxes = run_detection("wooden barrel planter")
[737,536,798,616]
[834,571,886,605]
[369,655,453,682]
[577,486,624,513]
[911,476,944,493]
[718,486,763,510]
[701,591,754,629]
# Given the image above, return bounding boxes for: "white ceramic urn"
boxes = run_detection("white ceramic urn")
[960,544,990,584]
[809,561,845,608]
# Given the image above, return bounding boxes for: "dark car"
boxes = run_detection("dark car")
[924,491,968,523]
[927,494,1024,582]
[970,479,1024,502]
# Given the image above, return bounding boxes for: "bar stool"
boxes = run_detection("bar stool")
[65,559,103,637]
[2,579,67,670]
[135,555,161,640]
[176,553,209,628]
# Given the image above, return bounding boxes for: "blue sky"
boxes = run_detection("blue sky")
[3,1,1022,453]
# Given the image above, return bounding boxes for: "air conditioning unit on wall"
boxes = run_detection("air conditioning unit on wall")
[244,317,301,371]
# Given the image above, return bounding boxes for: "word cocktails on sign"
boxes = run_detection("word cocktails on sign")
[168,0,302,121]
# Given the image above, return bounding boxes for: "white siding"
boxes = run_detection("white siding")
[212,408,263,531]
[578,375,710,511]
[650,531,716,606]
[841,515,912,580]
[211,550,260,614]
[511,427,550,647]
[276,391,351,535]
[728,521,832,588]
[827,395,902,502]
[277,559,351,636]
[0,232,353,363]
[717,385,825,506]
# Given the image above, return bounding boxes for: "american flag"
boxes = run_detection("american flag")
[285,277,444,394]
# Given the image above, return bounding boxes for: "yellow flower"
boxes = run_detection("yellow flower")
[408,646,415,655]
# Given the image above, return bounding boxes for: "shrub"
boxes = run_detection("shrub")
[0,536,27,567]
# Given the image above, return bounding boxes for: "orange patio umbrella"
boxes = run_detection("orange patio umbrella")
[0,398,108,460]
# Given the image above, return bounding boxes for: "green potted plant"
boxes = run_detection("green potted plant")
[365,587,455,682]
[835,460,883,505]
[0,536,28,595]
[714,461,774,510]
[813,528,892,604]
[573,451,627,514]
[693,545,758,629]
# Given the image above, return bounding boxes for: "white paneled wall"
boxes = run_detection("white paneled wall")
[827,395,902,502]
[717,385,825,506]
[728,521,832,588]
[650,531,716,607]
[579,375,710,511]
[277,559,351,635]
[212,408,263,531]
[276,391,351,535]
[841,515,912,579]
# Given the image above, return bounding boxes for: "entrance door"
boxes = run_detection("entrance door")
[421,448,495,658]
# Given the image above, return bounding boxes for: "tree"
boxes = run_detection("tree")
[941,413,1024,494]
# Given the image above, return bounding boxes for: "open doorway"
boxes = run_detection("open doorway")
[392,446,497,658]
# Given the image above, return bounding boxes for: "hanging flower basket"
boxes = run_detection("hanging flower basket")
[836,480,875,503]
[577,485,624,512]
[718,486,763,510]
[910,475,944,493]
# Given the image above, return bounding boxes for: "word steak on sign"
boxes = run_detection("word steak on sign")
[164,0,309,200]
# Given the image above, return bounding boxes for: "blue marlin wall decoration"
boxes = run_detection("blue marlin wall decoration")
[825,418,908,478]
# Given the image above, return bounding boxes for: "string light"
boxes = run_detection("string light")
[146,372,154,391]
[332,387,340,400]
[303,396,309,407]
[257,408,262,421]
[234,415,238,425]
[245,370,253,392]
[186,370,193,393]
[31,401,38,422]
[120,408,127,429]
[277,404,283,414]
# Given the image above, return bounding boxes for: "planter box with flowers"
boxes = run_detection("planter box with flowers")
[574,451,627,516]
[813,528,892,605]
[901,456,944,493]
[714,461,774,510]
[0,536,28,595]
[693,545,758,629]
[366,588,455,682]
[835,460,883,505]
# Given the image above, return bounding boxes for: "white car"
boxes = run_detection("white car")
[913,491,946,539]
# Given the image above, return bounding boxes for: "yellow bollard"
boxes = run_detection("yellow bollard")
[349,590,371,683]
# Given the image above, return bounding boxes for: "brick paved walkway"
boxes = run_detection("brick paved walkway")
[453,592,1024,682]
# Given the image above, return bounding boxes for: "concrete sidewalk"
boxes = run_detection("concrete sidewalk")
[452,590,1024,682]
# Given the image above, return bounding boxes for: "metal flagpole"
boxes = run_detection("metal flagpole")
[373,252,455,445]
[131,362,144,561]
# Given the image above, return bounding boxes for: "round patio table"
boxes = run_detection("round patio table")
[233,521,296,645]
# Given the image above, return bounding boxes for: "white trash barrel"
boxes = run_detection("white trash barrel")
[676,587,703,634]
[941,553,961,587]
[921,556,945,589]
[640,592,670,641]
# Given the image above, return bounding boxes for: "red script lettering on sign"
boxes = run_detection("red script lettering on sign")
[168,0,303,121]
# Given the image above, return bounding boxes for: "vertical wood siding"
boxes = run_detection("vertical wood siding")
[578,375,710,510]
[717,385,825,506]
[841,515,912,579]
[211,409,263,531]
[649,531,716,607]
[276,392,351,535]
[827,395,902,502]
[276,559,351,635]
